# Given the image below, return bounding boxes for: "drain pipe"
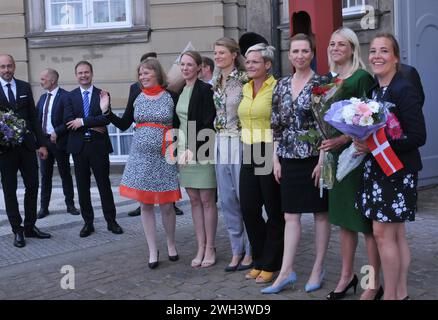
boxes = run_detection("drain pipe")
[271,0,281,78]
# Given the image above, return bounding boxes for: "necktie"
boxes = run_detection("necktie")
[83,91,91,137]
[42,93,52,134]
[6,83,16,108]
[83,91,90,117]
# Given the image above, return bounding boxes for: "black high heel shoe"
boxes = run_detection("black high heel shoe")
[148,251,159,269]
[326,274,358,300]
[168,251,179,262]
[374,286,384,300]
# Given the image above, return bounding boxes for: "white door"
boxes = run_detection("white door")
[396,0,438,186]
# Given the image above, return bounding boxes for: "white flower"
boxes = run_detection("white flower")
[359,116,374,126]
[342,105,356,124]
[368,101,380,113]
[350,98,362,104]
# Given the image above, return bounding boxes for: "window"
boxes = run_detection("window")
[108,112,134,162]
[342,0,371,16]
[46,0,132,31]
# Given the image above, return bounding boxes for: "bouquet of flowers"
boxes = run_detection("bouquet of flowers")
[324,98,404,180]
[299,76,343,193]
[0,110,27,148]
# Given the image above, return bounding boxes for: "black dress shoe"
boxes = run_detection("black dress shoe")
[149,251,160,269]
[13,231,25,248]
[224,264,239,272]
[107,221,124,234]
[24,226,51,239]
[79,224,95,237]
[37,209,50,219]
[174,204,183,216]
[67,205,80,215]
[128,207,141,217]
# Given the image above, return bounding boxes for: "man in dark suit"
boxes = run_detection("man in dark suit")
[64,60,123,237]
[37,68,79,219]
[0,54,51,248]
[124,52,184,217]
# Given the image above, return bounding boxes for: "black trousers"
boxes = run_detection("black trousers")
[72,140,116,225]
[239,143,284,272]
[0,146,39,233]
[40,139,75,210]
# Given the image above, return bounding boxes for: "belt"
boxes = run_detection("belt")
[135,123,174,159]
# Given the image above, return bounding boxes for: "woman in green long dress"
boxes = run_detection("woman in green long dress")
[320,28,381,300]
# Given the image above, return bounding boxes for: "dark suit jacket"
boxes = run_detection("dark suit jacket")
[0,78,47,152]
[37,87,69,151]
[173,79,216,160]
[382,71,427,173]
[64,86,113,155]
[400,64,425,107]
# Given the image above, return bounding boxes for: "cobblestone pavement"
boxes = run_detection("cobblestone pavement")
[0,170,437,300]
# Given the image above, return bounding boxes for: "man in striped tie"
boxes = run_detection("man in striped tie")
[64,61,123,238]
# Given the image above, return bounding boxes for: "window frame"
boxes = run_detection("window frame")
[25,0,150,48]
[108,111,134,163]
[342,0,370,17]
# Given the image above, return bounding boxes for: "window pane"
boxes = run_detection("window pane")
[93,0,110,23]
[110,136,119,155]
[51,2,83,26]
[111,0,127,22]
[120,135,133,154]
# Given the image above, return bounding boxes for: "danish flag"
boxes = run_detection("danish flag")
[366,127,404,176]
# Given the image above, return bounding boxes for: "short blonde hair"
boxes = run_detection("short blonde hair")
[327,27,366,75]
[245,43,276,63]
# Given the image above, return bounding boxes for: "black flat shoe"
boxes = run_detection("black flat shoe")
[237,262,254,271]
[224,264,239,272]
[327,274,358,300]
[149,251,159,269]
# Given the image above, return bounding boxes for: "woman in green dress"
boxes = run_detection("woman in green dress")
[320,28,382,300]
[174,51,218,268]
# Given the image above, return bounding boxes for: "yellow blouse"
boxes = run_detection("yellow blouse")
[238,75,276,144]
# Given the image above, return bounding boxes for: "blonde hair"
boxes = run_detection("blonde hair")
[214,37,245,71]
[327,27,366,75]
[245,43,276,63]
[137,58,168,88]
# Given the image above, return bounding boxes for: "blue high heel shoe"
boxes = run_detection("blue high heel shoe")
[261,272,297,294]
[305,269,326,293]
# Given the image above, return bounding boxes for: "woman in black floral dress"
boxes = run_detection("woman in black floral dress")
[354,33,426,300]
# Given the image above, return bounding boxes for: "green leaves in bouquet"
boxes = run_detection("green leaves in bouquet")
[297,127,321,145]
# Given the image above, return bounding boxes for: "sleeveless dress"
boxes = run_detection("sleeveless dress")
[119,92,181,204]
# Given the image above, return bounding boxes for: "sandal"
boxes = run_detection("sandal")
[245,268,262,280]
[255,271,274,284]
[201,247,216,268]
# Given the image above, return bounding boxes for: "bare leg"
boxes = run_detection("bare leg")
[333,228,358,292]
[307,212,330,284]
[373,221,400,300]
[187,188,206,266]
[271,213,301,287]
[140,203,158,263]
[360,233,382,300]
[200,188,218,267]
[159,202,177,257]
[396,223,410,300]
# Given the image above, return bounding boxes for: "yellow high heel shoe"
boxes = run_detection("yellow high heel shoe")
[245,268,261,280]
[255,271,275,284]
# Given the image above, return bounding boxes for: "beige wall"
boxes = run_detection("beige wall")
[0,1,28,80]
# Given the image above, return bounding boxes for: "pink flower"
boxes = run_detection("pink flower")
[385,112,403,140]
[357,103,373,117]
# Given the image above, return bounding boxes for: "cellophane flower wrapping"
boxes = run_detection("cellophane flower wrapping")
[323,98,392,181]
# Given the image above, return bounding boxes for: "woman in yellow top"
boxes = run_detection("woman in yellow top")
[238,43,284,284]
